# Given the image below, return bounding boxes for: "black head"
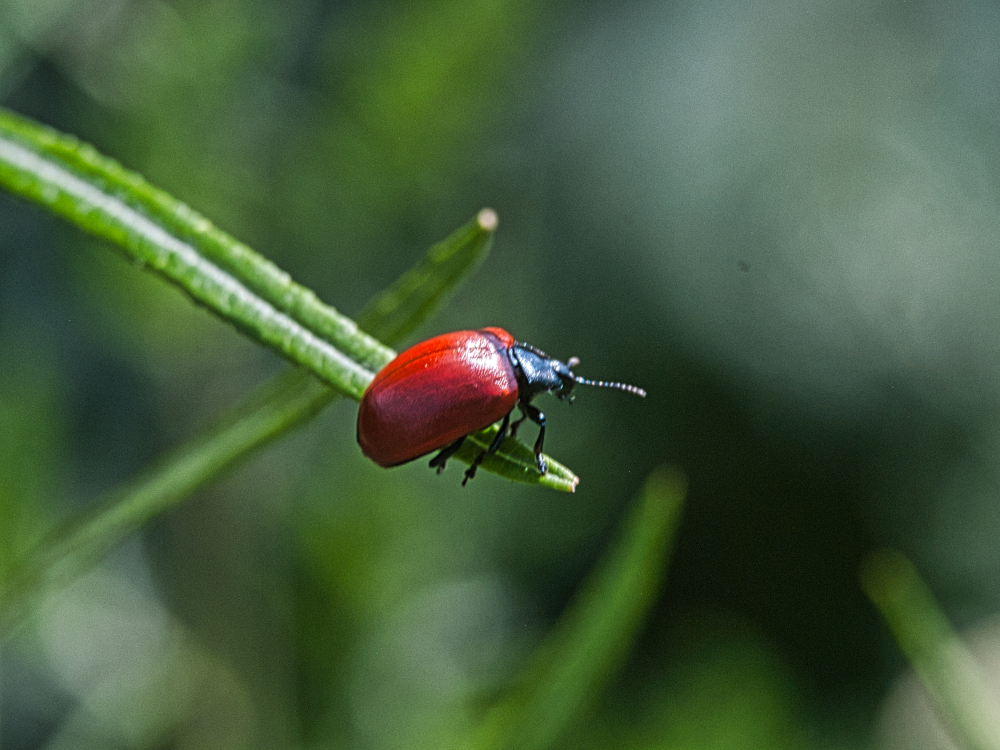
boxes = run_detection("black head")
[509,342,647,405]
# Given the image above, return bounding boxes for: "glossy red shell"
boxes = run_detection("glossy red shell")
[357,328,520,467]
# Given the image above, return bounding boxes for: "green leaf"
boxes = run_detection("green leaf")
[0,371,330,636]
[468,467,687,750]
[449,424,580,493]
[0,106,391,396]
[861,550,1000,750]
[358,207,497,343]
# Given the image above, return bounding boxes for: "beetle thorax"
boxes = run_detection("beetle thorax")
[509,343,576,403]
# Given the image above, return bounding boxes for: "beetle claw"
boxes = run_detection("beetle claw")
[462,465,478,486]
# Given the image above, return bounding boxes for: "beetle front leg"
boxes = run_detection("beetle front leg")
[463,412,511,486]
[519,403,547,475]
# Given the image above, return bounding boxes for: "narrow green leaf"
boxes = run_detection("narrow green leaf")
[0,371,331,636]
[357,208,497,343]
[0,107,392,395]
[861,550,1000,750]
[469,467,686,750]
[448,426,579,492]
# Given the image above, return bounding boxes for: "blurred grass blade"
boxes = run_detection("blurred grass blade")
[470,467,686,750]
[0,208,501,637]
[0,107,392,395]
[358,208,497,343]
[862,550,1000,750]
[0,372,331,636]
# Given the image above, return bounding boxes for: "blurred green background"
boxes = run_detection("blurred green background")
[3,0,1000,747]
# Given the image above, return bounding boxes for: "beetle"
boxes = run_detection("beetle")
[356,327,646,485]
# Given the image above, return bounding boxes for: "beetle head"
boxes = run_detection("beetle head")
[510,343,576,402]
[510,344,646,404]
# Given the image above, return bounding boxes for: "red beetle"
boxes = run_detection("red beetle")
[357,328,646,485]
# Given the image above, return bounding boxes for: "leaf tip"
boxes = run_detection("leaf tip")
[860,548,913,605]
[643,465,687,505]
[538,468,579,493]
[477,208,498,232]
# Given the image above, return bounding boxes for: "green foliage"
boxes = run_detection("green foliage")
[0,107,390,395]
[3,2,999,748]
[0,109,577,492]
[0,134,572,643]
[0,103,680,745]
[0,348,60,576]
[862,551,1000,750]
[358,207,497,344]
[468,468,686,750]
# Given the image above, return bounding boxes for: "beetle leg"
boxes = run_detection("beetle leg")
[463,412,511,486]
[508,404,529,438]
[429,436,465,473]
[518,403,547,474]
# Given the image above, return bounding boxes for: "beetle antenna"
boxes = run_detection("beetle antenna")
[573,376,647,398]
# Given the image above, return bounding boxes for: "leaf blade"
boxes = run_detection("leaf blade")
[358,208,497,344]
[862,550,1000,750]
[470,467,686,750]
[0,108,392,394]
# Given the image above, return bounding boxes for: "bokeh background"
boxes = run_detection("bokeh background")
[3,0,1000,747]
